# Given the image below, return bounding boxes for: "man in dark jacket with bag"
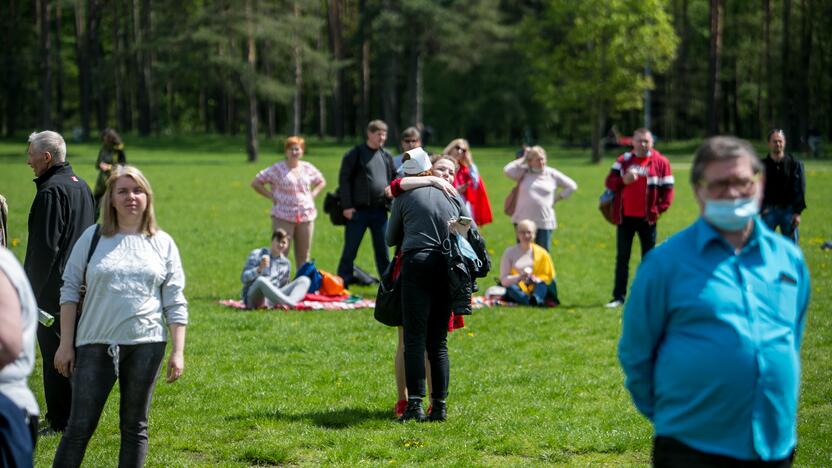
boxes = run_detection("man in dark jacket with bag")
[336,120,395,285]
[24,131,94,434]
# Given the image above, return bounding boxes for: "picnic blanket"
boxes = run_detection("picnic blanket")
[472,296,517,309]
[219,295,510,312]
[218,294,375,311]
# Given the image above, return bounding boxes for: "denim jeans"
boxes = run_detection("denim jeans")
[653,436,794,468]
[535,229,553,252]
[762,206,799,243]
[336,207,390,283]
[54,342,165,468]
[401,250,451,400]
[612,217,656,302]
[505,282,547,305]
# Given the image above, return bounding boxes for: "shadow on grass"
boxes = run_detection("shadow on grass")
[226,407,391,429]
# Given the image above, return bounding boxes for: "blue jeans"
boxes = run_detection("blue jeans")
[54,343,165,468]
[535,229,553,252]
[337,207,390,283]
[505,282,549,305]
[613,217,656,302]
[762,206,799,243]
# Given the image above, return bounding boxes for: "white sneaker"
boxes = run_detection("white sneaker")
[604,299,624,308]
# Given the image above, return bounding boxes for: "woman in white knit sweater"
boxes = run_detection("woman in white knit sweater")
[503,146,578,251]
[53,165,187,468]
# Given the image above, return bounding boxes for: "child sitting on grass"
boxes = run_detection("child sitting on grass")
[240,229,311,308]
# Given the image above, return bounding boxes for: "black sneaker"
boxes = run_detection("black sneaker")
[398,399,427,422]
[428,400,447,422]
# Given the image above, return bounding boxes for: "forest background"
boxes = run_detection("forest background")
[1,0,830,160]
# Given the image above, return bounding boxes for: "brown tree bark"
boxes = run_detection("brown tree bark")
[244,0,258,162]
[796,0,813,150]
[133,0,152,136]
[292,2,302,135]
[113,0,125,132]
[55,0,64,131]
[358,0,370,128]
[706,0,723,136]
[87,0,106,132]
[39,0,52,129]
[405,33,423,127]
[327,0,344,140]
[780,0,792,135]
[74,0,91,139]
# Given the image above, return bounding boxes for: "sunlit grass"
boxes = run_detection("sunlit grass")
[0,135,828,466]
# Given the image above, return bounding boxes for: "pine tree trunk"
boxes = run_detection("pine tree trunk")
[134,0,152,136]
[406,35,423,127]
[796,0,813,151]
[88,0,106,132]
[74,0,91,140]
[781,0,792,136]
[244,0,258,162]
[327,0,344,141]
[292,2,302,135]
[113,0,125,132]
[39,0,52,129]
[55,1,64,131]
[706,0,723,136]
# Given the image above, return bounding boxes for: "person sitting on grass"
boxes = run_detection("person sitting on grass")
[240,229,311,309]
[499,219,559,307]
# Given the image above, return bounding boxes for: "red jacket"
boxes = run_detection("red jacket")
[604,150,674,225]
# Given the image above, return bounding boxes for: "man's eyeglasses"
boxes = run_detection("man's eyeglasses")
[699,175,760,195]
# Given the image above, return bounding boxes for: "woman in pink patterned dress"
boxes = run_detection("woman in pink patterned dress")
[251,136,326,267]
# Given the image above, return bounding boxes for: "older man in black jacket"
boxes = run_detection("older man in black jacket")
[24,131,94,434]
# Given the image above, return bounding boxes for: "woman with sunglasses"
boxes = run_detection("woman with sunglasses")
[443,139,493,226]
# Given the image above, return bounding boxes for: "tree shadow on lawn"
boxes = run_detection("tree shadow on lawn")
[226,407,392,429]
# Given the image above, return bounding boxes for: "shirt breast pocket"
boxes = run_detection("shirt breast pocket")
[763,280,798,328]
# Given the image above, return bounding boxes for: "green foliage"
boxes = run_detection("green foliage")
[1,135,829,465]
[522,0,679,128]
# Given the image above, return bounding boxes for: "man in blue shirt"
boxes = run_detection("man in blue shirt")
[618,136,810,467]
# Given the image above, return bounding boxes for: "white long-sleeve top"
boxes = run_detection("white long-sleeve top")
[0,247,39,417]
[504,158,578,230]
[60,225,188,346]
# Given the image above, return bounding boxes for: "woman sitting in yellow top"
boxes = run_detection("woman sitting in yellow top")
[498,219,559,307]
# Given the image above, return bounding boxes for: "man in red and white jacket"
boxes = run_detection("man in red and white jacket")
[604,128,674,308]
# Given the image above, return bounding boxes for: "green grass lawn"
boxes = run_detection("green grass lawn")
[1,135,829,466]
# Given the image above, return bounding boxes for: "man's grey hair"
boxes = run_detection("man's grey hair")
[28,131,67,163]
[690,136,763,186]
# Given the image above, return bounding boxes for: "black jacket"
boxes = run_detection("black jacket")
[24,163,95,314]
[338,143,394,210]
[762,153,807,214]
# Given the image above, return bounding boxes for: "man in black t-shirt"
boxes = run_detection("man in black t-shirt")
[761,129,806,243]
[336,120,395,284]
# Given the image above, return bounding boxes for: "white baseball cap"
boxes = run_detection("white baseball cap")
[400,147,431,175]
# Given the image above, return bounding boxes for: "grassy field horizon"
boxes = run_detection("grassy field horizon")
[1,134,829,466]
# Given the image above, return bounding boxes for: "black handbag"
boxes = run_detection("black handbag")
[323,191,347,226]
[373,251,402,326]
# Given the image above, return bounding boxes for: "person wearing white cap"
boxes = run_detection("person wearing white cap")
[386,150,468,422]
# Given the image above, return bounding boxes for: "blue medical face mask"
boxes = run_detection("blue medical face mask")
[456,234,482,268]
[703,197,759,231]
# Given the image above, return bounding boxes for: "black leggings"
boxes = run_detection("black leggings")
[401,249,451,400]
[54,342,165,468]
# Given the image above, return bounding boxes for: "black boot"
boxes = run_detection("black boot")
[428,399,447,422]
[398,398,427,422]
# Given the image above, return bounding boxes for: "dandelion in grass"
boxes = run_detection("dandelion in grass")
[11,238,20,247]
